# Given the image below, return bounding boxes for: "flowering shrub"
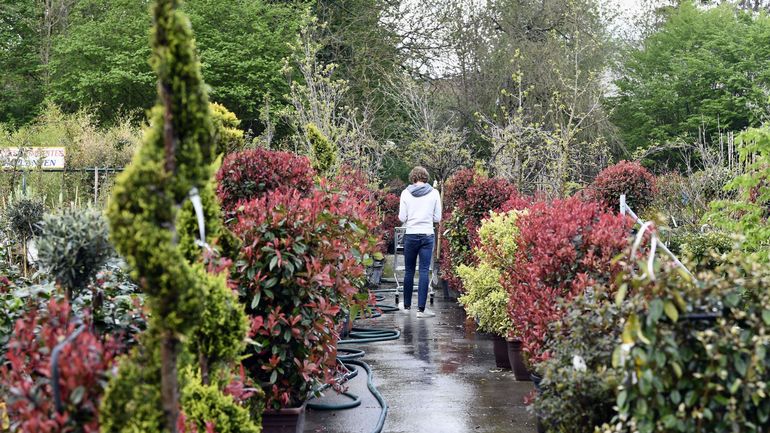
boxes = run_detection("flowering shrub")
[1,299,119,433]
[216,148,316,212]
[505,198,631,365]
[588,160,656,212]
[232,187,379,409]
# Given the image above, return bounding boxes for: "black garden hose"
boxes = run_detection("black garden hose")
[306,298,400,433]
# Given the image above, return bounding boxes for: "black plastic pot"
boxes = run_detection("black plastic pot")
[506,339,531,381]
[492,336,512,369]
[262,402,307,433]
[531,372,543,393]
[366,259,385,288]
[530,372,546,433]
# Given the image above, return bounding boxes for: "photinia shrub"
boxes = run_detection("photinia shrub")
[588,160,657,212]
[0,299,119,433]
[231,186,379,409]
[216,148,316,212]
[504,197,631,365]
[440,170,522,292]
[377,192,401,254]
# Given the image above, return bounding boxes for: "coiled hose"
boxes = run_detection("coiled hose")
[306,296,401,433]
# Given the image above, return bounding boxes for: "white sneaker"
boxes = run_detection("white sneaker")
[416,309,435,318]
[398,302,411,314]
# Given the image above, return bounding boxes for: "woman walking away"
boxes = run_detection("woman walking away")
[398,166,442,318]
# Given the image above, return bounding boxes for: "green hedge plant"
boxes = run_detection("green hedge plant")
[605,254,770,433]
[532,291,628,433]
[457,210,520,338]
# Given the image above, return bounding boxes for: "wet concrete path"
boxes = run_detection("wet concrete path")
[304,287,537,433]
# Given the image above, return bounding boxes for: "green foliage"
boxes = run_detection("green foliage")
[210,103,246,155]
[307,123,337,174]
[0,0,44,126]
[457,210,521,337]
[36,208,113,295]
[104,1,250,430]
[610,2,770,163]
[608,255,770,433]
[187,273,248,373]
[475,210,520,268]
[99,334,165,433]
[705,126,770,260]
[667,229,734,270]
[3,198,45,240]
[180,370,261,433]
[457,263,512,337]
[532,292,627,433]
[45,0,305,126]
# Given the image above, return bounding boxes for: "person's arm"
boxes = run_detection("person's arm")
[398,193,408,224]
[433,191,442,223]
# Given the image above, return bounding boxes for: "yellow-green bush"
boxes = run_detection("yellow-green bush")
[210,103,245,155]
[457,263,512,337]
[457,210,522,338]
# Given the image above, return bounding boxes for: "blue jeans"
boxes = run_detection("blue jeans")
[403,234,434,310]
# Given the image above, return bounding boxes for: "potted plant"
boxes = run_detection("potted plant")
[221,156,380,432]
[458,263,513,369]
[457,210,527,373]
[503,197,631,375]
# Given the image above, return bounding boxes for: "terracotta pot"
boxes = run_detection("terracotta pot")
[506,339,531,381]
[262,402,307,433]
[492,336,511,369]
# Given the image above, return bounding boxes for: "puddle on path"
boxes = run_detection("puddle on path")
[304,288,537,433]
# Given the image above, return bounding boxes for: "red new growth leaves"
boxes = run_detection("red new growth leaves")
[229,178,379,409]
[587,160,657,212]
[216,148,316,212]
[504,198,631,365]
[0,299,119,433]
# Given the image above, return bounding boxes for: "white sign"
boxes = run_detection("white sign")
[0,147,66,170]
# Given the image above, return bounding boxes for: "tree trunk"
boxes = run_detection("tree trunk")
[199,351,210,386]
[160,330,180,433]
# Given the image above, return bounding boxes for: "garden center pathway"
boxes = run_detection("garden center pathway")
[304,284,537,433]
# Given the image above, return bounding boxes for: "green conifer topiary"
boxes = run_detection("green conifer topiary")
[306,123,336,174]
[102,1,252,431]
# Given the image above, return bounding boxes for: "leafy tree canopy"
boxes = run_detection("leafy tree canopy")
[609,1,770,164]
[19,0,308,129]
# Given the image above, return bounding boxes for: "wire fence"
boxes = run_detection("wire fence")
[0,168,124,209]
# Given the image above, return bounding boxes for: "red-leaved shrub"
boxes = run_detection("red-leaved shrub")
[377,192,401,253]
[216,148,316,212]
[504,198,631,365]
[1,299,119,433]
[232,186,379,409]
[588,160,657,212]
[442,168,477,210]
[439,170,522,292]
